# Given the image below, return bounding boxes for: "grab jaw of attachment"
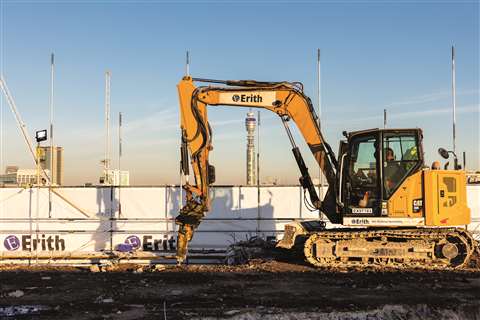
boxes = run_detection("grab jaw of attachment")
[175,198,207,264]
[176,223,194,264]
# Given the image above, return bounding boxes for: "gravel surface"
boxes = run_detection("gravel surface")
[0,260,479,319]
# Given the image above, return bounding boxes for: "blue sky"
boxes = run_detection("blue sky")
[0,1,478,185]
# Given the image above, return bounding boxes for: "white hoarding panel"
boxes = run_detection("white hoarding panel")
[209,187,244,219]
[260,186,301,219]
[115,187,166,219]
[54,187,114,219]
[0,188,34,219]
[0,185,479,260]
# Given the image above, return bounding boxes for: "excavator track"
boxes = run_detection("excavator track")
[303,228,477,270]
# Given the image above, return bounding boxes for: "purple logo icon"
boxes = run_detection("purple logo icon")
[125,235,141,250]
[4,235,20,251]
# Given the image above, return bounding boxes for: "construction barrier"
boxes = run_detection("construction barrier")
[0,185,479,264]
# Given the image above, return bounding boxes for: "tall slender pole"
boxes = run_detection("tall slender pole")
[186,51,190,76]
[35,142,40,264]
[118,112,122,215]
[0,1,4,180]
[49,53,55,184]
[48,53,54,218]
[104,71,111,184]
[118,112,122,178]
[384,109,387,128]
[452,45,456,154]
[317,49,324,208]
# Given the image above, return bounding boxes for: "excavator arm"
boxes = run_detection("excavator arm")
[176,76,339,262]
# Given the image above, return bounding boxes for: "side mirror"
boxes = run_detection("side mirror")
[438,148,449,159]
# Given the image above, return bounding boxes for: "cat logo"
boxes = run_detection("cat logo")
[412,199,423,213]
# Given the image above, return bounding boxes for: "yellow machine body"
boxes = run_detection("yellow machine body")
[386,169,470,226]
[423,170,470,226]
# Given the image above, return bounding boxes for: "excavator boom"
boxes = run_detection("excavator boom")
[176,76,339,262]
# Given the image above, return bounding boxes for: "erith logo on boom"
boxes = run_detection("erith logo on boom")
[232,94,263,103]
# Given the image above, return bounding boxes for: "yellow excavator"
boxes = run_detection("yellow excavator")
[176,76,476,269]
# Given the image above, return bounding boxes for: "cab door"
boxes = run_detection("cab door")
[344,132,381,216]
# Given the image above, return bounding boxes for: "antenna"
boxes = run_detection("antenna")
[384,109,387,128]
[186,51,190,76]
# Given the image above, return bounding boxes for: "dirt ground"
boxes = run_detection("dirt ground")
[1,260,480,320]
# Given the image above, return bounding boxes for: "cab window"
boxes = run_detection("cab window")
[383,134,420,198]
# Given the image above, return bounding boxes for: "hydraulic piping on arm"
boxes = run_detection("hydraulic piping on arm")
[175,76,339,263]
[280,116,321,211]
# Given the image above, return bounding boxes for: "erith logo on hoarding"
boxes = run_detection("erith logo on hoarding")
[3,234,65,251]
[232,94,263,103]
[123,235,175,251]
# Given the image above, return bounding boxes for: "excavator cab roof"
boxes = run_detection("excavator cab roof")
[346,128,423,140]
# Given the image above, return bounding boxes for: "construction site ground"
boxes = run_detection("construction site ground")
[1,258,480,320]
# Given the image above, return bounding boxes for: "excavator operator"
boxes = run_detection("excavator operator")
[384,147,405,194]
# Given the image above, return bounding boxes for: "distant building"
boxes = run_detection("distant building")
[100,170,130,186]
[5,166,19,174]
[0,172,17,185]
[0,167,50,186]
[1,166,20,185]
[39,146,64,185]
[17,169,42,185]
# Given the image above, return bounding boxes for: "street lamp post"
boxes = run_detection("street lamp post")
[35,129,48,185]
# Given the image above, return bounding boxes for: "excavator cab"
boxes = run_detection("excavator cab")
[339,128,424,218]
